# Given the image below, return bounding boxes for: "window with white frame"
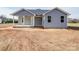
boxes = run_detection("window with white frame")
[61,16,64,23]
[22,16,23,23]
[48,16,51,23]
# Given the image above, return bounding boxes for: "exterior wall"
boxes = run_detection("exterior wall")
[24,16,32,25]
[43,9,67,28]
[13,10,34,16]
[18,16,33,26]
[18,16,23,25]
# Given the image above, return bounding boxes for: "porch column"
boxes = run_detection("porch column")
[13,16,14,25]
[32,16,35,26]
[43,16,45,26]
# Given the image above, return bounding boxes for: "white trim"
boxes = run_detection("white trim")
[13,25,33,28]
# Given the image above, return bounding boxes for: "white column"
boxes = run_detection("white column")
[32,16,35,26]
[43,16,45,27]
[13,16,14,25]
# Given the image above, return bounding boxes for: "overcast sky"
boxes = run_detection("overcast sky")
[0,7,79,19]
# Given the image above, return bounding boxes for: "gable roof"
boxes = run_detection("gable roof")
[43,7,70,15]
[11,9,35,16]
[29,9,49,15]
[11,8,70,16]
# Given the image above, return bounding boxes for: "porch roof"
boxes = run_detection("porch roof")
[11,9,34,16]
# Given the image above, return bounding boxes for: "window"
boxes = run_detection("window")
[22,17,23,23]
[61,16,64,23]
[48,16,51,23]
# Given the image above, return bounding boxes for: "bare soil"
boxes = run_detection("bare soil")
[0,24,79,51]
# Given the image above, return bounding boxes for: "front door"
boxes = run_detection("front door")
[35,17,42,26]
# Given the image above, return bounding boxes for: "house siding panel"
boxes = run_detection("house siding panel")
[43,9,67,28]
[18,16,23,25]
[18,16,33,25]
[24,16,32,25]
[13,10,34,16]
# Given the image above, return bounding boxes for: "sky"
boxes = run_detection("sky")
[0,7,79,19]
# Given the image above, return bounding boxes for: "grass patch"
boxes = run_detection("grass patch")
[68,23,79,27]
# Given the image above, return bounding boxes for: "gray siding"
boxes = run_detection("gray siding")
[24,16,32,25]
[13,10,34,16]
[43,9,67,28]
[18,16,33,25]
[18,16,23,25]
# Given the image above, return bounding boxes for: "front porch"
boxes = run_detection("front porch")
[12,16,43,28]
[11,9,44,28]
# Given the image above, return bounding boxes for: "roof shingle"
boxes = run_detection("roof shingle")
[29,9,49,15]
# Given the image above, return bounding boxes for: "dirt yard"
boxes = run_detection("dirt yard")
[0,24,79,51]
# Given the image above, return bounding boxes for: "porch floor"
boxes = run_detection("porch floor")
[13,25,33,28]
[13,25,44,28]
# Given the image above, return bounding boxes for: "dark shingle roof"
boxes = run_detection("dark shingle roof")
[11,8,70,16]
[29,9,49,15]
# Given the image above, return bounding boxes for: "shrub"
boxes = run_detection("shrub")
[68,19,79,23]
[2,18,18,23]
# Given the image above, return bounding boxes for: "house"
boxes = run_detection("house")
[11,7,70,28]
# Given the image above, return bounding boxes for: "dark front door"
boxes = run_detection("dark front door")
[35,17,42,26]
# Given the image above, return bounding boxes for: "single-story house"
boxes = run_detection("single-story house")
[11,7,70,28]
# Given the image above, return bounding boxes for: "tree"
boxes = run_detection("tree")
[0,15,7,23]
